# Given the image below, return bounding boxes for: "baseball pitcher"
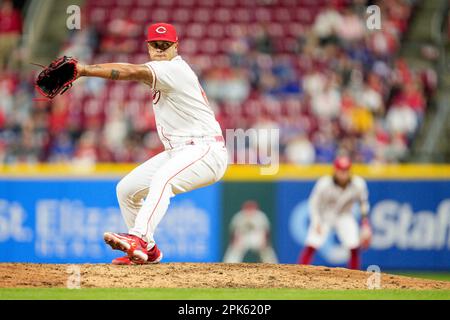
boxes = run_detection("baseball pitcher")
[298,156,372,270]
[36,23,228,264]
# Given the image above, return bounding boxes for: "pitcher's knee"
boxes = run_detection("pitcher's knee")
[116,177,133,200]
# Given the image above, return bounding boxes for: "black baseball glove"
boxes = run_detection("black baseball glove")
[35,56,78,99]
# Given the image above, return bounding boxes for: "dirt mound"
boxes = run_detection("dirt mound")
[1,263,449,290]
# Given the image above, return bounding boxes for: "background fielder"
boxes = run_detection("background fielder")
[223,200,278,263]
[298,156,372,270]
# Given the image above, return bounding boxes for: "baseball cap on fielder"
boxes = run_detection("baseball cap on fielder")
[147,23,178,42]
[334,156,352,171]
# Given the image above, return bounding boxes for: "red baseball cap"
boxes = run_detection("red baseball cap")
[334,156,352,171]
[147,23,178,42]
[242,200,259,211]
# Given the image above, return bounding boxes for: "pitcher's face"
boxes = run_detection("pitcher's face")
[147,41,178,61]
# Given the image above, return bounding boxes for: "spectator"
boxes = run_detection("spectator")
[335,8,365,44]
[384,132,408,162]
[359,83,385,115]
[312,4,342,44]
[355,134,376,163]
[203,67,250,103]
[48,98,69,135]
[0,0,22,70]
[368,29,398,59]
[7,119,41,163]
[312,131,337,163]
[386,104,418,137]
[270,56,302,96]
[310,76,341,120]
[61,26,99,63]
[103,104,128,151]
[346,105,374,135]
[285,134,315,164]
[0,72,15,117]
[393,81,426,116]
[303,69,326,97]
[72,131,98,167]
[49,132,74,162]
[249,24,275,54]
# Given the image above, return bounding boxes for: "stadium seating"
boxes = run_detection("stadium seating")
[0,0,431,164]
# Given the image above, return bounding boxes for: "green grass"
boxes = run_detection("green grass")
[389,272,450,282]
[0,288,449,300]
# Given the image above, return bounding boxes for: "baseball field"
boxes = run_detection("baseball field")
[1,263,449,300]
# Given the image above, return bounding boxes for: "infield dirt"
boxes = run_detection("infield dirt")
[1,263,449,290]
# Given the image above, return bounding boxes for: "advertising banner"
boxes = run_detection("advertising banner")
[0,178,220,263]
[277,180,450,270]
[2,171,449,269]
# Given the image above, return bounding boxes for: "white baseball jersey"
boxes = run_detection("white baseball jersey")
[230,210,270,244]
[305,176,369,249]
[309,175,369,223]
[305,175,369,249]
[145,56,222,149]
[223,210,278,263]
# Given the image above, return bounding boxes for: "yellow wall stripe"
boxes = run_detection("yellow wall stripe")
[1,164,449,180]
[0,163,136,177]
[223,164,450,180]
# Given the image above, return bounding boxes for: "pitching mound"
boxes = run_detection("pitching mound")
[1,263,449,290]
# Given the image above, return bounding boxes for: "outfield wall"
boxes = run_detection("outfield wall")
[1,164,449,270]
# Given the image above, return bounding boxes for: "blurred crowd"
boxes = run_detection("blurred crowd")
[0,0,439,165]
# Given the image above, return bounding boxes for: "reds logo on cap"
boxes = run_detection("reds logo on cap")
[155,26,167,34]
[147,23,178,42]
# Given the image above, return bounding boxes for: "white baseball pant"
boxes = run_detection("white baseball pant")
[305,213,360,249]
[116,140,228,249]
[223,237,278,263]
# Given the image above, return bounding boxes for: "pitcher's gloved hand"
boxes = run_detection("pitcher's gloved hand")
[35,56,78,99]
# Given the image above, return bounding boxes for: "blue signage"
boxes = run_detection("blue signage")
[276,180,450,270]
[0,178,220,263]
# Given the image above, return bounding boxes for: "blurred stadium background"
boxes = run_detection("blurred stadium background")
[0,0,450,277]
[2,0,450,164]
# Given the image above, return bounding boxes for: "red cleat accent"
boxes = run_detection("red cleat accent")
[104,232,163,265]
[146,244,163,264]
[111,251,163,265]
[104,232,148,263]
[112,256,134,265]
